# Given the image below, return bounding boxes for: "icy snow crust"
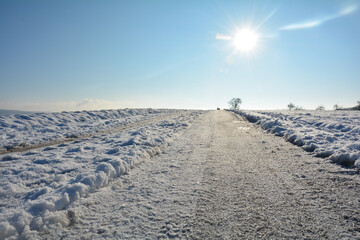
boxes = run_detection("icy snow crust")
[0,109,202,239]
[234,110,360,167]
[0,108,184,152]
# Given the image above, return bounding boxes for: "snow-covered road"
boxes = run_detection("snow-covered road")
[40,111,360,239]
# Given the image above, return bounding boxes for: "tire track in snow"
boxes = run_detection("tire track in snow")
[0,113,186,155]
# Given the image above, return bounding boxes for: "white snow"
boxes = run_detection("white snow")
[2,108,359,238]
[0,109,202,239]
[0,108,185,152]
[233,110,360,167]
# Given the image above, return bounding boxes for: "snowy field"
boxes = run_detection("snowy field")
[0,109,186,153]
[234,110,360,167]
[0,109,202,239]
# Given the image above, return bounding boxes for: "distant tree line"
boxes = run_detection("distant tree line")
[287,100,360,111]
[226,98,360,111]
[333,100,360,111]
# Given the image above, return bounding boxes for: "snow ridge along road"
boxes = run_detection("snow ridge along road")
[234,110,360,167]
[39,111,360,239]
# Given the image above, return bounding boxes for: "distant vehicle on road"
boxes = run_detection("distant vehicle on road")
[217,108,220,110]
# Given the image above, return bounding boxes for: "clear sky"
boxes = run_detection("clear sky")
[0,0,359,111]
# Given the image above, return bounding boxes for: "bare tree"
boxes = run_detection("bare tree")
[287,103,295,110]
[355,101,360,110]
[228,98,242,110]
[316,105,325,110]
[334,104,341,110]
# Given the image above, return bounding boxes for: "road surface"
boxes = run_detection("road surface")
[42,110,360,239]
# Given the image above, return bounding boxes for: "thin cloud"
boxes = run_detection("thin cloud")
[280,3,358,31]
[340,4,358,15]
[280,20,322,30]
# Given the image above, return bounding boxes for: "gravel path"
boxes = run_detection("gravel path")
[42,110,360,239]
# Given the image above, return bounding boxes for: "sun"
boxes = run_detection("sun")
[233,28,259,52]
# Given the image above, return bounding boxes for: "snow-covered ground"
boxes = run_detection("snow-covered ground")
[0,109,186,153]
[26,110,360,239]
[0,109,202,239]
[233,110,360,167]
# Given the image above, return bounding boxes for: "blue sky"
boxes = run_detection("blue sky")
[0,0,359,111]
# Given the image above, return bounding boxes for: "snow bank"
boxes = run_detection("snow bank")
[233,110,360,167]
[0,110,202,239]
[0,108,185,152]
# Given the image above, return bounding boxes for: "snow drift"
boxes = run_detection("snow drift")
[233,110,360,167]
